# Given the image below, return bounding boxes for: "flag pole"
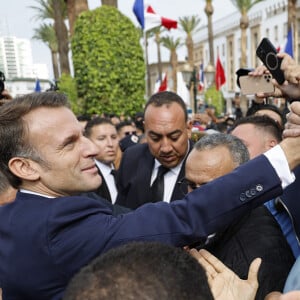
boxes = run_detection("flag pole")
[144,30,150,100]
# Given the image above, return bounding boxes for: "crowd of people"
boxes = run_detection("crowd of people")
[1,53,300,300]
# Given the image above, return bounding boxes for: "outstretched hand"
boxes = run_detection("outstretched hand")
[190,248,261,300]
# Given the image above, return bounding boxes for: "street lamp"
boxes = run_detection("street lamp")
[204,63,215,88]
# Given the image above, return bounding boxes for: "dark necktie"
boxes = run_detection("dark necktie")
[110,169,117,185]
[150,165,169,202]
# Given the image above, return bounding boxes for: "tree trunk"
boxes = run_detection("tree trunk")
[205,0,214,66]
[171,51,178,92]
[155,32,162,81]
[65,0,89,36]
[186,35,194,68]
[240,13,249,68]
[51,51,60,79]
[101,0,118,7]
[53,0,71,75]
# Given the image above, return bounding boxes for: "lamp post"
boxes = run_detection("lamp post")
[204,63,215,88]
[191,66,198,114]
[181,63,198,114]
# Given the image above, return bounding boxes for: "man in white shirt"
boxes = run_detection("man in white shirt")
[84,117,119,203]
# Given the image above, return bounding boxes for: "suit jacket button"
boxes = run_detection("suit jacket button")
[250,188,256,196]
[240,193,246,202]
[245,190,252,198]
[256,184,263,192]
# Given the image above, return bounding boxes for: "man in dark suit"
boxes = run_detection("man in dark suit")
[84,117,119,203]
[0,92,299,300]
[116,91,193,209]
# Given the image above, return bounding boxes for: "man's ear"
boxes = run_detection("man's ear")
[8,157,40,181]
[269,139,278,149]
[187,120,193,129]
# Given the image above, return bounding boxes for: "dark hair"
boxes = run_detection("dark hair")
[0,92,70,188]
[77,114,91,122]
[194,133,249,166]
[144,91,188,122]
[116,120,134,133]
[63,241,213,300]
[246,103,285,126]
[84,117,115,138]
[230,115,283,143]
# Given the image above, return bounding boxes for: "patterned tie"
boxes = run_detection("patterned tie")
[150,165,169,202]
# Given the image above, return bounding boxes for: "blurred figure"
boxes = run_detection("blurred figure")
[116,120,137,139]
[84,117,119,203]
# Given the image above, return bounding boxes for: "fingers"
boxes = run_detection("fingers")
[283,103,300,138]
[247,258,261,288]
[196,248,228,273]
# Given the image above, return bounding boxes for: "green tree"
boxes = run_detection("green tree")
[161,36,182,92]
[231,0,265,67]
[147,26,165,81]
[72,6,145,115]
[33,23,59,79]
[179,15,201,67]
[30,0,70,75]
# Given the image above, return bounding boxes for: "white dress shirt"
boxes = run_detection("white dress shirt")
[95,160,118,204]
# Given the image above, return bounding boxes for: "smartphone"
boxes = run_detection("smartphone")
[239,74,274,95]
[256,38,285,85]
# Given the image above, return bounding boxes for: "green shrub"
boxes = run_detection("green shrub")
[71,5,145,116]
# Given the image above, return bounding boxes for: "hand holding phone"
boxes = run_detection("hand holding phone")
[239,74,274,95]
[256,38,285,85]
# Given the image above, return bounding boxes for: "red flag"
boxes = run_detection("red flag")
[158,74,168,92]
[215,56,226,90]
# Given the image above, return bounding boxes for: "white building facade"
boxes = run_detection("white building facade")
[193,0,299,100]
[0,36,50,96]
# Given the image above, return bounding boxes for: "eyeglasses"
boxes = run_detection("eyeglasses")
[178,178,202,195]
[124,131,137,136]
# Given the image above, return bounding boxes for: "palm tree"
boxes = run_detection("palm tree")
[30,0,70,75]
[64,0,89,36]
[147,26,165,81]
[204,0,215,67]
[161,36,182,92]
[33,23,60,79]
[52,0,71,75]
[101,0,118,7]
[179,15,201,67]
[230,0,265,68]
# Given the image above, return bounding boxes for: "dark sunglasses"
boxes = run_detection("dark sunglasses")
[125,131,137,136]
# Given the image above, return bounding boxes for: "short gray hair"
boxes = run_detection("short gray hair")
[194,133,249,166]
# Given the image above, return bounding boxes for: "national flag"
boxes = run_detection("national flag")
[284,27,294,57]
[158,73,168,92]
[34,78,41,92]
[176,72,190,106]
[215,56,226,91]
[198,63,205,91]
[133,0,177,31]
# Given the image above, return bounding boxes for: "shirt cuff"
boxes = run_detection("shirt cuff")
[263,144,295,189]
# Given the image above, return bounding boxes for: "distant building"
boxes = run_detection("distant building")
[5,78,52,98]
[193,0,299,101]
[0,35,50,96]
